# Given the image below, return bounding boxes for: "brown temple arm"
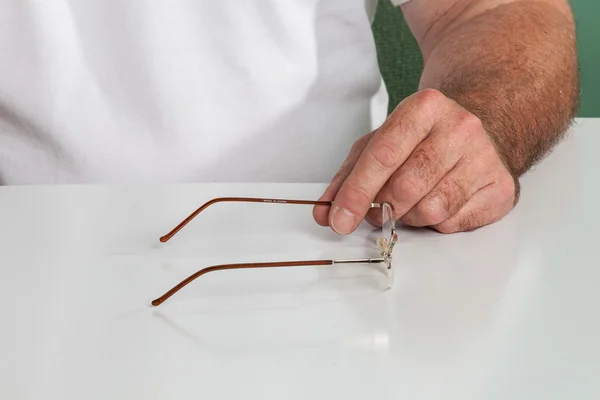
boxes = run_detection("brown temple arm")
[151,260,331,306]
[151,257,384,306]
[160,197,333,243]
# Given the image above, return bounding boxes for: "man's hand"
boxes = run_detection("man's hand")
[313,88,517,234]
[314,0,578,234]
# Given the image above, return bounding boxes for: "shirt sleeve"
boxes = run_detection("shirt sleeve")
[390,0,412,5]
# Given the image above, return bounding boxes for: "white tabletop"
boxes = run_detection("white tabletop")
[2,118,599,399]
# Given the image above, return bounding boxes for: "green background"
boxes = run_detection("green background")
[372,0,599,117]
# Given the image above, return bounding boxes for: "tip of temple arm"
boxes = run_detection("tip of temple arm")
[157,198,223,242]
[159,227,183,242]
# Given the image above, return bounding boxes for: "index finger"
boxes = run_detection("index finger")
[329,92,439,234]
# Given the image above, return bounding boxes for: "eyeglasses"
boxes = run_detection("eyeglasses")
[151,197,398,306]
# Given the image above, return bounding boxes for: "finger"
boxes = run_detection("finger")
[401,155,493,227]
[432,176,516,234]
[370,126,469,227]
[329,91,443,234]
[313,132,373,226]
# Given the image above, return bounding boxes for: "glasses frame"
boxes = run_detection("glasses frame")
[151,197,398,306]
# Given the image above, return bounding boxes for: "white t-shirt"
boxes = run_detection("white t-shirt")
[0,0,409,184]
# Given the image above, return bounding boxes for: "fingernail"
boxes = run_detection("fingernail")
[331,207,357,235]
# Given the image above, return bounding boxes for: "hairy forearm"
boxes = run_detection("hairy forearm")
[418,1,579,178]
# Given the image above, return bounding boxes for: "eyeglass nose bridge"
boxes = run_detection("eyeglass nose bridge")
[376,233,397,256]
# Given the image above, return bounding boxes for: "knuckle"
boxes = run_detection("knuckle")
[456,112,484,138]
[370,140,401,169]
[416,88,445,107]
[416,200,447,226]
[427,191,452,219]
[434,221,459,234]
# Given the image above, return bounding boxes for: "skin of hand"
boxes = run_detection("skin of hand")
[313,0,578,234]
[313,89,517,234]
